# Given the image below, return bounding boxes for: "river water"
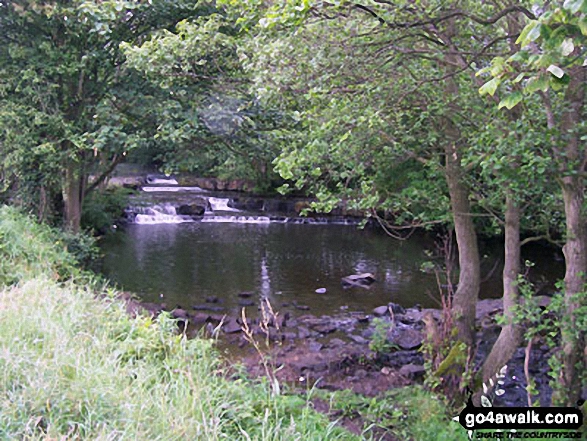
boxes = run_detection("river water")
[98,187,564,317]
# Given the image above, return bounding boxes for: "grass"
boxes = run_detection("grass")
[0,278,358,440]
[0,205,79,285]
[317,386,469,441]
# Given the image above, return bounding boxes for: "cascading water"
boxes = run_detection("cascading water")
[126,184,363,225]
[133,204,195,224]
[208,197,240,212]
[142,186,205,193]
[202,215,272,224]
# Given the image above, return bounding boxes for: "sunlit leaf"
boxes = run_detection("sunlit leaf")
[498,92,523,110]
[547,64,565,78]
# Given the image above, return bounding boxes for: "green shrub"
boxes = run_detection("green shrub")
[0,205,79,285]
[81,187,135,234]
[322,386,469,440]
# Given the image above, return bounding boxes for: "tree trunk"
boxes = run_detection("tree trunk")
[481,191,522,383]
[553,64,586,406]
[445,142,480,348]
[63,159,82,234]
[557,179,586,406]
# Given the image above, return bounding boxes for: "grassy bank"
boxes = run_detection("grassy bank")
[0,279,356,440]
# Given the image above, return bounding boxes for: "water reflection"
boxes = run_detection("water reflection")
[99,223,562,316]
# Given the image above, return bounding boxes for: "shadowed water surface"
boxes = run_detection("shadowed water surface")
[100,222,563,316]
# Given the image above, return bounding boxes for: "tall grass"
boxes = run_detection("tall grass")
[0,206,78,285]
[0,206,355,440]
[0,279,354,440]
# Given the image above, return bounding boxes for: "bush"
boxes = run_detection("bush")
[81,187,135,234]
[0,205,79,285]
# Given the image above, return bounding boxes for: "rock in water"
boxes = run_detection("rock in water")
[388,328,424,350]
[341,273,376,288]
[315,287,327,294]
[177,203,206,216]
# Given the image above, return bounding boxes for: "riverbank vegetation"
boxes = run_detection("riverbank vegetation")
[0,0,585,416]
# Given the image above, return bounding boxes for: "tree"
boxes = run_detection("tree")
[0,0,212,231]
[121,12,292,190]
[232,0,539,387]
[479,0,586,406]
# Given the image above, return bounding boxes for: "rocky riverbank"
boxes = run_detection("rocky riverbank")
[120,292,555,407]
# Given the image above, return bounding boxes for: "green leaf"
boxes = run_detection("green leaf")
[560,38,575,56]
[524,75,550,94]
[547,64,565,78]
[498,91,523,110]
[563,0,584,13]
[516,21,541,46]
[490,57,505,76]
[513,72,526,83]
[578,17,587,36]
[478,77,501,96]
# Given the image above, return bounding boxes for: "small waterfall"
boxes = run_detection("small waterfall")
[208,197,240,212]
[145,176,178,185]
[142,186,204,193]
[133,205,194,224]
[202,215,271,224]
[126,187,364,225]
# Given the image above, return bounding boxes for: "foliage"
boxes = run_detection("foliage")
[0,0,219,230]
[121,10,289,190]
[81,187,135,234]
[320,386,468,440]
[478,0,587,104]
[505,272,587,406]
[0,205,80,285]
[0,278,356,440]
[368,318,394,354]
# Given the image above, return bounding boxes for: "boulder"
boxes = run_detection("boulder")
[342,273,376,288]
[177,203,205,216]
[192,304,224,312]
[387,327,424,350]
[223,319,242,334]
[476,298,504,320]
[399,363,426,380]
[373,302,405,316]
[348,334,369,344]
[172,308,189,320]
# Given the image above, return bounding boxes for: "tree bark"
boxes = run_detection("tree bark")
[63,159,82,234]
[558,180,586,405]
[554,64,586,406]
[445,142,480,348]
[481,191,522,383]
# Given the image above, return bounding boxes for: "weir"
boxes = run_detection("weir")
[127,184,363,225]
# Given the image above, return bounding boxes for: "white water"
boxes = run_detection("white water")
[142,186,205,193]
[146,177,179,185]
[134,205,194,224]
[202,215,271,224]
[208,197,240,212]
